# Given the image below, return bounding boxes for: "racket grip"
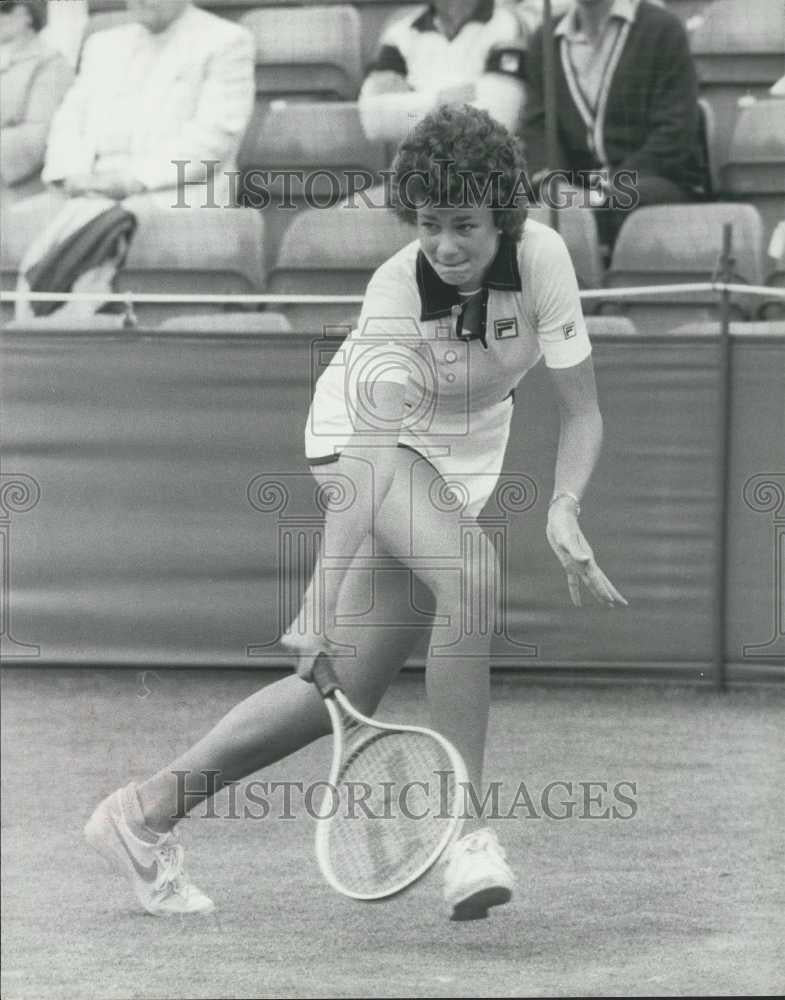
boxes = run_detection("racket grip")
[312,652,342,698]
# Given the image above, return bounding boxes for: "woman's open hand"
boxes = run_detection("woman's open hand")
[546,501,628,608]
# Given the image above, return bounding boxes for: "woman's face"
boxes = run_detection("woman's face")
[416,206,499,292]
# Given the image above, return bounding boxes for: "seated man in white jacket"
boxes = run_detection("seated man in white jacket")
[5,0,255,322]
[359,0,526,143]
[40,0,254,208]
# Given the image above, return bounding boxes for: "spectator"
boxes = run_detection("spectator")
[358,0,526,143]
[512,0,571,45]
[0,0,73,202]
[523,0,706,248]
[41,0,254,208]
[6,0,255,323]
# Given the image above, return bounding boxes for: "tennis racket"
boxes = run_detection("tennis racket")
[311,652,468,900]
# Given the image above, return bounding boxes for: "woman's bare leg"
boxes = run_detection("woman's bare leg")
[137,464,422,831]
[137,447,495,832]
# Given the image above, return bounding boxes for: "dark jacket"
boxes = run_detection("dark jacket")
[25,205,137,316]
[523,0,706,193]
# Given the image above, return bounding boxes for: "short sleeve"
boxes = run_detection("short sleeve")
[484,46,527,81]
[526,227,592,369]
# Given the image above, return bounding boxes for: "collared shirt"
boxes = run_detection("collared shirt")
[368,0,526,92]
[305,219,591,460]
[556,0,639,113]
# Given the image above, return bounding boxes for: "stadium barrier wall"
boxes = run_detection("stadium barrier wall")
[0,327,783,683]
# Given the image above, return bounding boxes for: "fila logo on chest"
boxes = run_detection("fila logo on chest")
[494,318,518,340]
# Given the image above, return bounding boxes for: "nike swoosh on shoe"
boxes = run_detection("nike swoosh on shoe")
[108,811,159,883]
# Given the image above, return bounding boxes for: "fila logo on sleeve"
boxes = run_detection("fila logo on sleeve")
[499,51,522,75]
[562,321,576,339]
[495,318,518,339]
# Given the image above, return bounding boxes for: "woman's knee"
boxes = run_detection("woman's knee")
[338,673,385,717]
[427,531,500,607]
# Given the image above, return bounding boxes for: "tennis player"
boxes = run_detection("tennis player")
[85,104,626,921]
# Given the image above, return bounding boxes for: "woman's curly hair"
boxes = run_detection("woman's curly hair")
[389,104,529,242]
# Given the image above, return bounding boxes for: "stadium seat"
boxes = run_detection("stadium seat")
[765,266,785,291]
[83,5,260,45]
[117,207,266,324]
[239,101,387,199]
[758,240,785,319]
[688,0,785,169]
[0,194,46,322]
[86,1,293,16]
[240,6,362,101]
[667,319,785,337]
[84,2,420,72]
[527,205,604,294]
[662,0,708,24]
[719,99,785,247]
[597,203,766,334]
[238,100,390,269]
[193,1,288,18]
[689,0,784,78]
[0,313,131,331]
[266,194,416,332]
[759,295,785,320]
[585,315,638,336]
[83,10,136,38]
[0,201,39,278]
[156,311,292,333]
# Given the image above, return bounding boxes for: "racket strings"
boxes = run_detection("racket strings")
[321,728,460,897]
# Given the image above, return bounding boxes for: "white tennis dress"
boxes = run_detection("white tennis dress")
[305,219,592,518]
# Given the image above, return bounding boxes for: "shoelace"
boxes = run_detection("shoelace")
[451,829,506,862]
[153,841,188,894]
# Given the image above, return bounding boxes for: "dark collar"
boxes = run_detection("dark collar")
[416,234,520,321]
[412,0,495,34]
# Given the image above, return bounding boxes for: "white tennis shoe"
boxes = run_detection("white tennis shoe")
[84,783,214,916]
[442,827,515,920]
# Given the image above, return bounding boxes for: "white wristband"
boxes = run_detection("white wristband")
[549,490,581,517]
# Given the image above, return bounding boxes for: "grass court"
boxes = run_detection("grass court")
[1,668,783,998]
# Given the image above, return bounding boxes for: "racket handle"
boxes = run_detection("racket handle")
[312,652,342,698]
